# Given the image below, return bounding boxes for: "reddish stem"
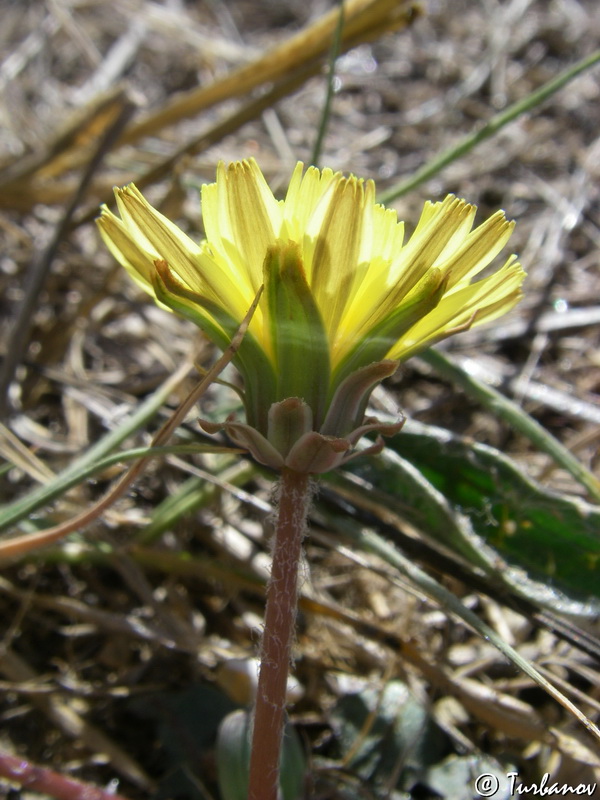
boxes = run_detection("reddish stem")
[0,750,132,800]
[247,467,311,800]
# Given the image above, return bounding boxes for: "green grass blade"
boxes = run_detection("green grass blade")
[378,49,600,204]
[420,347,600,502]
[0,365,190,532]
[0,443,243,535]
[310,0,345,168]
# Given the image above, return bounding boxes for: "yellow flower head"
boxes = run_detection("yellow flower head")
[97,159,524,465]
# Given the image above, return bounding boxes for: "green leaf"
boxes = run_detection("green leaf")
[217,710,305,800]
[339,420,600,614]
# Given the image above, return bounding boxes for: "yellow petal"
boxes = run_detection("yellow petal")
[113,184,204,292]
[97,205,157,291]
[390,257,525,359]
[201,159,281,294]
[387,196,475,297]
[281,163,340,243]
[438,211,515,289]
[309,177,368,334]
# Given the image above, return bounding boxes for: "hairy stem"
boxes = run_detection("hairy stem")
[247,468,311,800]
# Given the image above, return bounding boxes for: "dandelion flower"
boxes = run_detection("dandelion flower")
[97,160,524,471]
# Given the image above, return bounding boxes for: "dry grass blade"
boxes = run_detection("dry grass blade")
[0,89,135,209]
[0,0,417,216]
[0,575,188,652]
[75,61,318,227]
[0,422,55,484]
[118,0,418,146]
